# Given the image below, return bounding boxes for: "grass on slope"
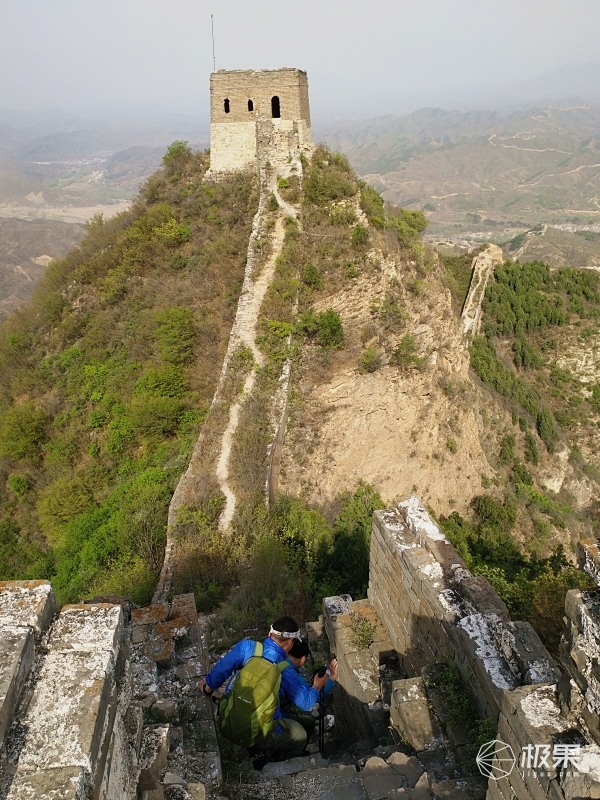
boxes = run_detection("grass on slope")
[0,144,258,603]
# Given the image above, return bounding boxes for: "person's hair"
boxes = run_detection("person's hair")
[271,616,299,635]
[288,638,310,659]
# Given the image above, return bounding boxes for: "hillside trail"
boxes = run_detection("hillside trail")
[216,172,298,531]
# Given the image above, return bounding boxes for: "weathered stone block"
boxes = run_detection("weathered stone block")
[152,699,177,722]
[9,601,124,799]
[564,589,584,628]
[186,784,206,800]
[169,593,198,626]
[0,628,33,750]
[453,573,509,620]
[16,648,116,773]
[144,638,175,667]
[154,617,189,640]
[131,604,169,626]
[560,742,600,799]
[390,678,442,752]
[138,725,170,791]
[361,768,406,799]
[6,766,87,800]
[387,751,424,787]
[0,580,56,633]
[500,684,568,747]
[506,621,561,685]
[49,604,123,655]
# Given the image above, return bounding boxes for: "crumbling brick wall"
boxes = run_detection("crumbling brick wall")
[367,497,600,800]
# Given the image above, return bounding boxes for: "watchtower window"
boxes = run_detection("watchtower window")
[224,98,230,113]
[247,99,254,112]
[271,96,281,118]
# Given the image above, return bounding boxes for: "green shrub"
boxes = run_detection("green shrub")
[446,436,458,453]
[301,262,323,290]
[36,475,94,545]
[152,217,191,245]
[155,307,197,365]
[303,148,357,205]
[319,484,384,599]
[524,432,539,465]
[330,207,358,227]
[267,192,279,212]
[6,473,32,499]
[370,292,406,332]
[0,402,49,461]
[162,140,192,176]
[359,346,382,374]
[297,309,344,349]
[352,224,369,248]
[127,395,184,437]
[359,182,385,228]
[350,613,377,649]
[390,334,425,371]
[498,434,515,465]
[512,460,533,486]
[134,365,188,398]
[386,208,427,246]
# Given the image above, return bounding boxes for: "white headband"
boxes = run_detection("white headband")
[269,625,302,640]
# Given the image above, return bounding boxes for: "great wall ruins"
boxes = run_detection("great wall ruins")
[2,69,600,799]
[2,498,600,799]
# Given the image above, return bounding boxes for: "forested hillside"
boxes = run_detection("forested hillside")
[0,144,258,602]
[0,142,597,656]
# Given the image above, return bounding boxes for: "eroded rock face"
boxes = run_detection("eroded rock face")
[279,250,494,515]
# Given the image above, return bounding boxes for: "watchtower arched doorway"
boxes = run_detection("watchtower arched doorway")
[271,96,281,118]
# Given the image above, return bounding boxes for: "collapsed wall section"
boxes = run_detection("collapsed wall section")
[367,497,600,800]
[368,496,558,721]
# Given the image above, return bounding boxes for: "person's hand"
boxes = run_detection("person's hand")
[328,658,338,682]
[313,671,328,691]
[199,677,213,696]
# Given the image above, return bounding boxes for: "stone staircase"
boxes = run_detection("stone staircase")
[258,748,487,800]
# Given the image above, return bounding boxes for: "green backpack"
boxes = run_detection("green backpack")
[218,642,290,748]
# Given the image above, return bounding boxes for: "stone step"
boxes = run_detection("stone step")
[287,763,367,800]
[260,748,464,800]
[260,752,330,777]
[7,603,124,800]
[0,581,56,752]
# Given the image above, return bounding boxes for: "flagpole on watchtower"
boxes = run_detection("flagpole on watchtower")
[211,14,216,71]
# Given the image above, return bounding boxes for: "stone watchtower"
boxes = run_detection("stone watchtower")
[208,68,314,173]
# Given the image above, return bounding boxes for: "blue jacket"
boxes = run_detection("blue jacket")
[281,662,334,712]
[205,637,320,722]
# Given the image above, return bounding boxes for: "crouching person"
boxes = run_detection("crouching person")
[199,616,328,768]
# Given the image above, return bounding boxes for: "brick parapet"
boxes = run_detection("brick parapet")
[368,497,560,723]
[367,497,600,799]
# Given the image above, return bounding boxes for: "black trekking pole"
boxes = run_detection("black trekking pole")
[318,687,325,755]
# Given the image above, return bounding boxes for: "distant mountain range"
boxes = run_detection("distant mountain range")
[0,109,209,316]
[319,103,600,260]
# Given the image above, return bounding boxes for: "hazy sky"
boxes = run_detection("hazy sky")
[2,0,600,119]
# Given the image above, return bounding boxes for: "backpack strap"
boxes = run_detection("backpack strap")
[253,640,290,675]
